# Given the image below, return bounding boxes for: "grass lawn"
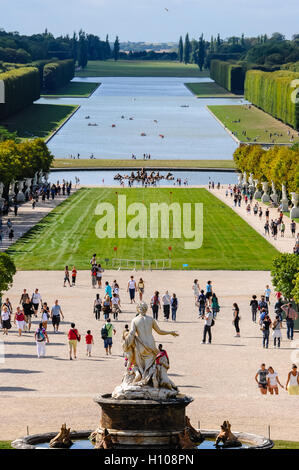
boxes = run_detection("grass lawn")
[75,60,209,78]
[273,440,299,449]
[52,159,236,170]
[6,188,278,271]
[41,81,101,98]
[185,82,240,98]
[0,441,12,449]
[207,105,299,144]
[0,103,79,140]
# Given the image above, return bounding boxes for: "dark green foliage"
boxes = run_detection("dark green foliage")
[0,67,40,119]
[183,33,191,64]
[178,36,183,62]
[0,252,16,298]
[205,52,242,69]
[113,36,120,61]
[210,59,245,94]
[245,69,299,129]
[271,254,299,300]
[43,59,75,91]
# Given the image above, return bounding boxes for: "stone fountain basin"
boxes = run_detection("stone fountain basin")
[11,429,273,450]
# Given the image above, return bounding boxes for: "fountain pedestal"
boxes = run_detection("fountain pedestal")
[93,393,193,448]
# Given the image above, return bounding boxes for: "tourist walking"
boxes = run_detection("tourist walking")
[255,364,269,395]
[68,323,81,360]
[96,264,103,288]
[35,322,49,358]
[101,318,116,356]
[1,306,11,335]
[112,293,121,320]
[171,293,178,321]
[261,313,272,348]
[31,289,42,316]
[162,291,171,321]
[19,289,30,309]
[264,285,271,305]
[104,281,112,299]
[137,278,145,301]
[286,364,299,395]
[151,291,161,320]
[102,294,112,320]
[272,314,282,348]
[201,306,214,344]
[197,290,206,318]
[211,293,220,318]
[267,367,284,395]
[205,281,213,306]
[23,298,34,332]
[192,279,200,304]
[71,266,77,286]
[41,302,50,330]
[51,300,64,333]
[127,276,136,303]
[91,264,98,288]
[282,302,298,341]
[63,266,71,287]
[232,303,240,337]
[250,295,258,323]
[85,330,94,357]
[14,307,26,336]
[94,294,102,320]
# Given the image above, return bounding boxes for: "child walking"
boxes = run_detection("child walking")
[85,330,94,357]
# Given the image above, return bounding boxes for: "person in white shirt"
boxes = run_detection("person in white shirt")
[127,276,136,304]
[162,291,171,321]
[31,289,42,316]
[264,285,271,305]
[267,366,284,395]
[201,307,213,344]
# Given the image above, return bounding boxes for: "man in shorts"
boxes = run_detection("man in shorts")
[51,300,64,333]
[255,363,269,395]
[102,319,116,356]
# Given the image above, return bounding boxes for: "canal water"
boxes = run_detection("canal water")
[39,77,244,160]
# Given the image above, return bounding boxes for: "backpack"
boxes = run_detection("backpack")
[37,329,45,342]
[101,324,112,340]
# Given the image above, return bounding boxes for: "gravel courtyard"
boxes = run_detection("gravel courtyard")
[1,269,298,441]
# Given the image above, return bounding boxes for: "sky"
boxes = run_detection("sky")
[1,0,299,42]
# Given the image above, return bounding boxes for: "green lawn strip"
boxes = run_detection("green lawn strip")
[75,60,209,78]
[41,81,101,98]
[285,212,299,223]
[0,103,78,140]
[52,159,236,170]
[273,440,299,449]
[207,105,299,144]
[0,441,12,449]
[6,187,278,271]
[185,82,239,98]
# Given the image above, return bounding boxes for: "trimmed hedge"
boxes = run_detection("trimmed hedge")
[0,67,40,119]
[281,62,299,72]
[43,59,75,91]
[245,69,299,130]
[210,60,245,94]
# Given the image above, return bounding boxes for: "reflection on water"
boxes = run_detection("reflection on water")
[39,77,244,160]
[49,170,237,186]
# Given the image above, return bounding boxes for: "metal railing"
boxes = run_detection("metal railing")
[111,258,171,270]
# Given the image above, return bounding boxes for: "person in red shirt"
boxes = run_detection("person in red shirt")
[71,266,77,287]
[68,323,81,360]
[85,330,94,357]
[14,307,25,336]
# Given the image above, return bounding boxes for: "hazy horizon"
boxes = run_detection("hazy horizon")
[1,0,298,42]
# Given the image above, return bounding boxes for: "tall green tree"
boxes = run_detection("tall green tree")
[183,33,191,64]
[271,254,299,300]
[105,34,111,59]
[216,33,221,51]
[113,36,120,61]
[78,30,88,68]
[178,36,183,62]
[0,253,16,306]
[198,34,205,71]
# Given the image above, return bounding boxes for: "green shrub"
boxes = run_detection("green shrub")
[210,59,245,94]
[43,59,75,91]
[0,67,40,119]
[245,69,299,130]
